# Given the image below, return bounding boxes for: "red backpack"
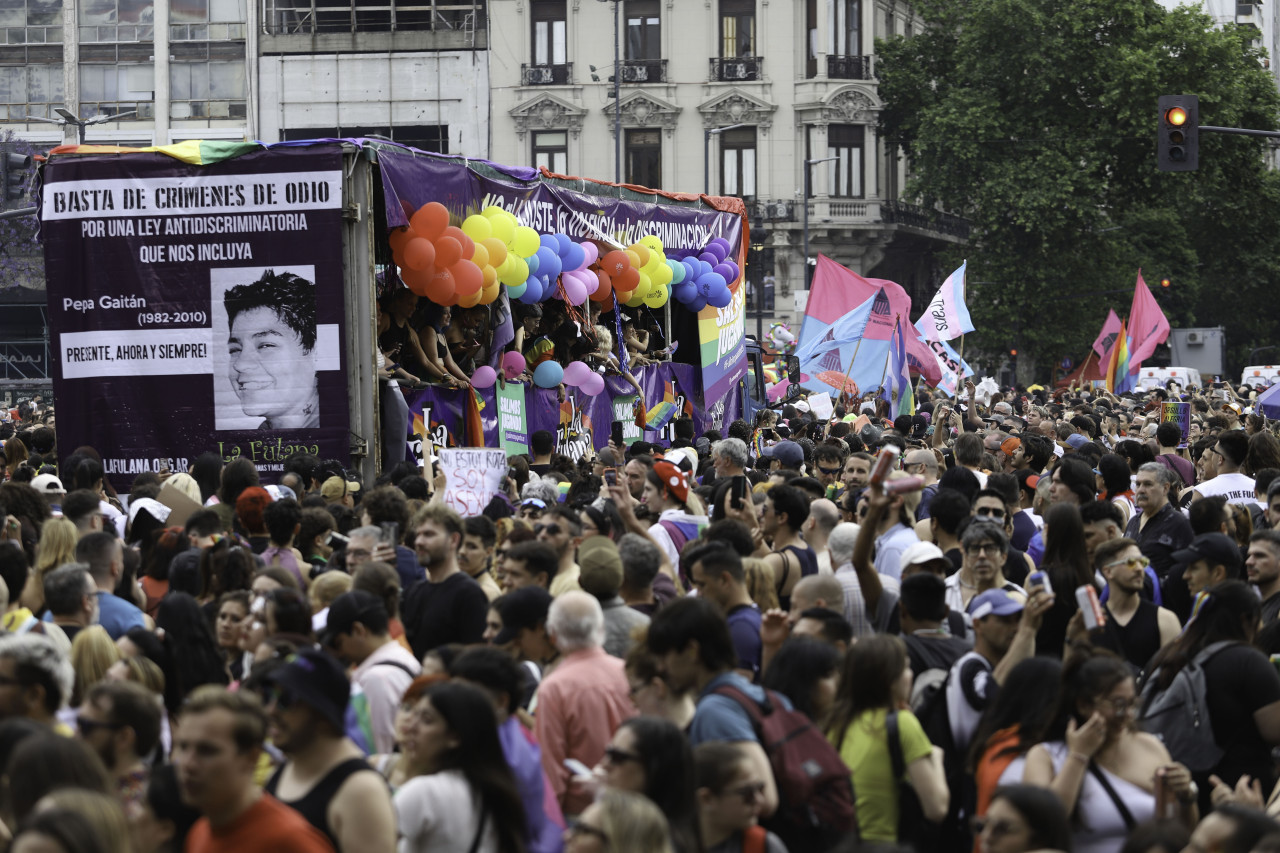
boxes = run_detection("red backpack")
[711,684,859,849]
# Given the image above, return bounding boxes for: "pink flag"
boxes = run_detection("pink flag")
[1092,309,1122,359]
[1128,271,1170,367]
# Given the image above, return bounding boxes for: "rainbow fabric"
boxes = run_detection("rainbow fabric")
[1105,320,1133,394]
[645,382,679,431]
[54,139,260,164]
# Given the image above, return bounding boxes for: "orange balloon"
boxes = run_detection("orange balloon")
[388,227,414,254]
[481,264,498,288]
[442,226,474,260]
[625,249,641,270]
[434,236,463,269]
[602,250,629,277]
[425,268,455,304]
[590,270,614,301]
[616,266,640,291]
[471,243,490,269]
[452,260,484,297]
[481,238,507,268]
[615,288,634,303]
[480,282,500,304]
[458,289,482,308]
[630,244,650,267]
[400,266,432,297]
[392,248,407,269]
[410,202,450,241]
[403,237,436,271]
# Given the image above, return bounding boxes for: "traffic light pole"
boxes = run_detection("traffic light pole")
[0,206,36,220]
[1199,125,1280,139]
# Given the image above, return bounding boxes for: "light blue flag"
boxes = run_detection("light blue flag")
[793,294,875,365]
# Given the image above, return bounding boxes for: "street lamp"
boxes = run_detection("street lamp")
[24,108,137,144]
[802,155,838,289]
[704,123,748,195]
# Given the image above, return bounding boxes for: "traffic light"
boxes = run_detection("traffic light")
[0,145,31,201]
[1160,277,1171,288]
[1158,94,1199,172]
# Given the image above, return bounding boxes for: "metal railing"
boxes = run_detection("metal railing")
[805,199,875,219]
[709,56,762,82]
[750,200,796,222]
[521,62,572,86]
[620,58,666,84]
[827,54,872,79]
[260,0,484,35]
[882,200,971,239]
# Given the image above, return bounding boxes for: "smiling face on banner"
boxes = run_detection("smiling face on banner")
[227,305,319,425]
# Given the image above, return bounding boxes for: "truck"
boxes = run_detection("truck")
[38,139,752,489]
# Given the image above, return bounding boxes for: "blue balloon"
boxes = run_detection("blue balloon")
[689,295,708,312]
[520,276,543,302]
[535,247,562,282]
[681,260,698,282]
[562,243,586,271]
[707,283,733,309]
[539,234,559,253]
[674,280,698,303]
[554,233,574,256]
[700,272,727,295]
[507,281,528,299]
[526,252,540,276]
[533,360,564,388]
[698,260,714,278]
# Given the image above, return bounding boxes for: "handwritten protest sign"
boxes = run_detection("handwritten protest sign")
[439,448,507,517]
[1161,401,1191,446]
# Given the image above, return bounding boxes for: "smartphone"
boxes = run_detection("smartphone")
[564,758,593,778]
[1076,585,1105,630]
[604,468,617,486]
[1028,571,1053,597]
[732,475,748,509]
[380,522,400,547]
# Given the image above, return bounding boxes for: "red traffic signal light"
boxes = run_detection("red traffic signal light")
[1160,277,1171,288]
[1010,349,1018,357]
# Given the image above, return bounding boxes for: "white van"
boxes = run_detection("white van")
[1242,366,1280,389]
[1134,367,1203,391]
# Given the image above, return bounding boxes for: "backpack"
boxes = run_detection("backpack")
[711,683,858,851]
[1137,641,1234,772]
[907,666,975,853]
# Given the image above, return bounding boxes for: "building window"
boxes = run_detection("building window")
[0,64,63,119]
[625,128,660,189]
[80,64,156,118]
[0,0,62,44]
[831,0,859,54]
[531,0,566,66]
[532,130,567,174]
[824,124,864,197]
[170,59,245,118]
[721,126,755,198]
[625,0,658,60]
[283,125,447,152]
[719,0,753,58]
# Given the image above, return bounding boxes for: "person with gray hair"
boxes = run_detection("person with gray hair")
[618,533,665,615]
[42,563,98,646]
[946,520,1024,613]
[534,591,635,815]
[826,522,899,636]
[710,438,749,478]
[0,633,75,726]
[1126,460,1194,581]
[804,498,841,574]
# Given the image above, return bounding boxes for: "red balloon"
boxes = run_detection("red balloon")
[442,226,474,260]
[590,270,613,301]
[615,266,640,292]
[400,266,432,297]
[388,227,413,254]
[434,236,463,269]
[452,260,484,297]
[425,268,456,304]
[410,202,450,241]
[603,250,629,277]
[403,237,436,271]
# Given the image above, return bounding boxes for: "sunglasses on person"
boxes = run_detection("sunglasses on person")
[974,507,1006,520]
[535,523,563,536]
[817,465,842,476]
[965,542,1001,555]
[1103,556,1150,571]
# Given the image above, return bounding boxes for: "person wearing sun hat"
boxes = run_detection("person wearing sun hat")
[643,458,707,582]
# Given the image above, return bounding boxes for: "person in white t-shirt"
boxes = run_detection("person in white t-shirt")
[1192,431,1258,508]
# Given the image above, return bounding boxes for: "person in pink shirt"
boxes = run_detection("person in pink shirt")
[534,590,636,816]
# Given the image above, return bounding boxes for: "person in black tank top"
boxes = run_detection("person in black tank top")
[1093,540,1180,675]
[1098,597,1163,673]
[259,650,398,853]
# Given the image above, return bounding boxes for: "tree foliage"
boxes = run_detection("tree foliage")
[876,0,1280,375]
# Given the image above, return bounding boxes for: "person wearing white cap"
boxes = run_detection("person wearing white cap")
[28,474,65,515]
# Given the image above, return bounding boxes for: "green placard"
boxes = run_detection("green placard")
[497,382,529,457]
[613,395,642,445]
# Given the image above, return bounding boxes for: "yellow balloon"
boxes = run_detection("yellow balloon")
[471,243,490,269]
[489,214,515,247]
[652,262,673,287]
[639,235,663,254]
[637,271,652,295]
[480,281,500,303]
[482,264,497,288]
[482,205,507,219]
[458,289,482,308]
[461,214,493,243]
[629,244,651,267]
[644,289,668,309]
[625,249,642,271]
[512,226,540,257]
[625,290,646,307]
[481,237,508,268]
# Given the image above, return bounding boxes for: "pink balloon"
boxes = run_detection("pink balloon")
[563,274,588,306]
[580,371,605,396]
[581,242,599,268]
[501,351,526,379]
[563,360,591,386]
[472,365,497,389]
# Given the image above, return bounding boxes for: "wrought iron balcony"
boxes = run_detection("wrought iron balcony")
[521,62,573,86]
[619,58,667,84]
[882,200,971,240]
[827,54,873,80]
[260,0,486,34]
[710,56,762,82]
[750,200,797,222]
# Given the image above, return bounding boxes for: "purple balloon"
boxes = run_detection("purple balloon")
[502,351,526,379]
[563,360,592,386]
[581,242,599,267]
[713,263,737,282]
[472,365,497,389]
[699,252,719,266]
[709,238,733,261]
[721,261,740,281]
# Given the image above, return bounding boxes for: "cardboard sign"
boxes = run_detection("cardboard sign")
[1162,401,1191,446]
[809,393,834,421]
[156,479,204,529]
[438,448,507,518]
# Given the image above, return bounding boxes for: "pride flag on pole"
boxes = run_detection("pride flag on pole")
[914,262,974,342]
[1105,320,1134,394]
[881,317,915,415]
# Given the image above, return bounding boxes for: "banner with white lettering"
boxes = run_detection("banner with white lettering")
[39,144,349,487]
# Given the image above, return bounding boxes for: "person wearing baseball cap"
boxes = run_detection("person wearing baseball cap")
[644,460,706,579]
[1175,532,1243,600]
[578,535,649,659]
[762,439,804,473]
[948,586,1049,751]
[260,648,397,853]
[491,586,558,675]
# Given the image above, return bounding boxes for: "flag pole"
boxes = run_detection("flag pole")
[839,337,864,402]
[1078,348,1094,388]
[880,315,898,406]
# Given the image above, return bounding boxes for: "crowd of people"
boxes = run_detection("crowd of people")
[3,377,1280,853]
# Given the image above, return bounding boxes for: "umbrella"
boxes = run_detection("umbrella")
[1257,383,1280,419]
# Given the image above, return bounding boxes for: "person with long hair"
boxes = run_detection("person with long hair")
[978,784,1074,853]
[212,591,251,682]
[1097,454,1136,526]
[1024,646,1195,853]
[592,716,700,853]
[692,742,780,853]
[20,517,78,613]
[139,528,190,617]
[131,764,202,853]
[969,657,1064,821]
[213,458,258,533]
[36,789,131,853]
[1246,432,1280,478]
[154,593,229,710]
[392,680,527,853]
[1036,503,1095,660]
[825,633,949,841]
[761,635,841,728]
[188,452,223,506]
[417,303,472,389]
[198,539,254,610]
[567,788,674,853]
[3,437,27,481]
[10,807,108,853]
[1143,581,1280,808]
[70,625,120,707]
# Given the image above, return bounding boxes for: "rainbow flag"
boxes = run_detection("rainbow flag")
[1105,319,1134,393]
[645,381,679,431]
[51,139,260,164]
